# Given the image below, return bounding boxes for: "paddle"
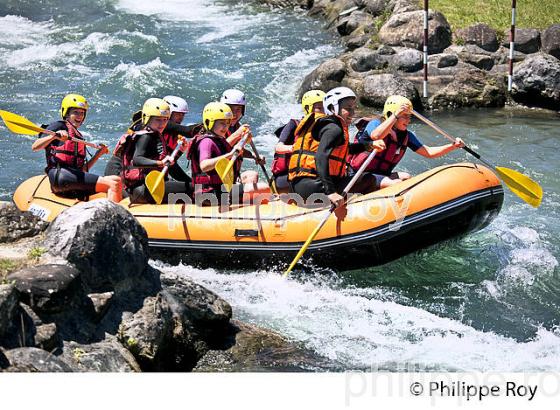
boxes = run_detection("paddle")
[412,110,543,208]
[145,138,184,205]
[283,148,379,277]
[248,138,278,194]
[0,109,104,150]
[215,130,252,192]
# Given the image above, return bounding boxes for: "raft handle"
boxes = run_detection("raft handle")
[234,229,259,238]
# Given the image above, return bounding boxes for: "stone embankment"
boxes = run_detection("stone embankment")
[257,0,560,111]
[1,201,329,372]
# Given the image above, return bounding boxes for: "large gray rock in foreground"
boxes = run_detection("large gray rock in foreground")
[60,337,141,372]
[0,203,48,243]
[43,199,153,294]
[378,10,451,53]
[3,347,73,372]
[118,272,232,371]
[512,52,560,110]
[8,265,83,314]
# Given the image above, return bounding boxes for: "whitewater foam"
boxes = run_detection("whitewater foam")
[153,261,560,371]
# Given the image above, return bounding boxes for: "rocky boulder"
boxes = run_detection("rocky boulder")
[455,23,499,52]
[511,52,560,110]
[350,47,387,72]
[336,11,375,36]
[0,203,48,243]
[501,28,541,54]
[42,199,154,294]
[378,10,451,53]
[193,320,339,372]
[8,265,83,314]
[389,47,423,72]
[118,272,232,371]
[3,347,73,372]
[0,284,19,341]
[358,0,389,16]
[360,73,420,107]
[299,58,346,96]
[542,24,560,59]
[60,337,141,372]
[428,53,459,68]
[429,68,507,109]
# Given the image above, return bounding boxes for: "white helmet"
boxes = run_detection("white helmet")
[323,87,357,116]
[220,89,246,116]
[163,95,189,114]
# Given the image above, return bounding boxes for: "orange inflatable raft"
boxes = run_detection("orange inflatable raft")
[13,162,504,269]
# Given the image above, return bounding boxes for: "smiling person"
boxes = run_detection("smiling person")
[288,87,386,208]
[120,98,192,204]
[350,95,465,189]
[189,102,269,206]
[31,94,122,202]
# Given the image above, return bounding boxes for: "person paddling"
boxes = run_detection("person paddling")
[189,102,270,206]
[272,90,325,193]
[288,87,386,208]
[120,98,193,204]
[31,94,122,203]
[348,95,465,189]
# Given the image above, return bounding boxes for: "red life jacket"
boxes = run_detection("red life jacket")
[271,119,299,177]
[188,133,240,195]
[46,121,87,170]
[116,130,167,189]
[348,127,409,176]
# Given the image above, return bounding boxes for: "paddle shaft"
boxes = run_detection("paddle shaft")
[156,139,184,183]
[283,148,378,276]
[248,138,277,194]
[43,128,105,150]
[223,131,252,178]
[411,110,496,169]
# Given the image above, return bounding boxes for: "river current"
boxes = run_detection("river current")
[1,0,559,371]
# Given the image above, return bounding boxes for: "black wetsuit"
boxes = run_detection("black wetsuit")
[127,130,192,204]
[290,117,376,202]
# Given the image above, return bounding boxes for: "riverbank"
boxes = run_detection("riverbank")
[255,0,560,111]
[0,201,332,372]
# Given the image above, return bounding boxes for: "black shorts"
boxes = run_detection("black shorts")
[47,167,99,197]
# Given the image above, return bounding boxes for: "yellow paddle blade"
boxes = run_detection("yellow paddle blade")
[145,170,166,205]
[215,157,235,192]
[495,166,543,208]
[0,110,46,135]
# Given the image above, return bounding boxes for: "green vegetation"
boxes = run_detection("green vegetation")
[27,247,46,260]
[427,0,560,31]
[1,259,18,282]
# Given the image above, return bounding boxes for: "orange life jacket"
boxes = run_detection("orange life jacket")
[288,113,349,181]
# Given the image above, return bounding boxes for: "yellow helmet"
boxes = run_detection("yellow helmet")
[202,102,233,131]
[141,98,171,126]
[301,89,326,115]
[383,95,412,118]
[60,94,88,119]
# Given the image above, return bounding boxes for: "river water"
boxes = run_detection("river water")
[1,0,559,371]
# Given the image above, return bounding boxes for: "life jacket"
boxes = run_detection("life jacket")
[188,133,241,195]
[288,113,349,181]
[117,130,167,189]
[45,121,87,170]
[348,126,409,176]
[271,119,299,177]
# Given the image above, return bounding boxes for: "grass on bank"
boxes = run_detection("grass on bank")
[427,0,560,32]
